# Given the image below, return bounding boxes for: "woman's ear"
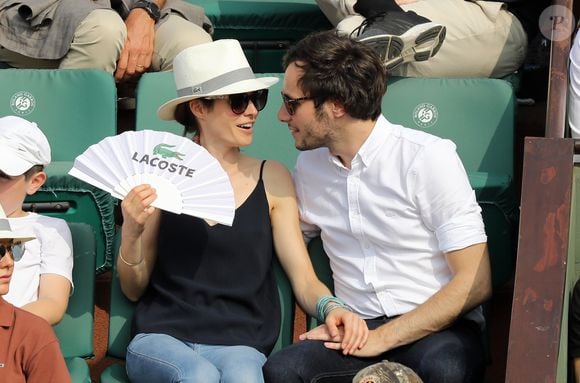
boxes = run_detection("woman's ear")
[189,99,206,120]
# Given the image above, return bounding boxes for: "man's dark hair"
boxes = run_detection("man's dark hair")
[283,30,387,121]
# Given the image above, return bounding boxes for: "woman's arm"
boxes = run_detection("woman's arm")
[263,160,368,354]
[118,184,161,301]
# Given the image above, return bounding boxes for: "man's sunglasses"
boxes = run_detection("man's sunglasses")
[0,242,25,262]
[205,89,269,115]
[281,92,314,116]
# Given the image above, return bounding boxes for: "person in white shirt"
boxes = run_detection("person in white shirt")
[0,116,73,325]
[263,30,491,383]
[569,28,580,146]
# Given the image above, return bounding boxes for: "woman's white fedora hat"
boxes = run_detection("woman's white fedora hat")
[0,204,35,242]
[157,39,279,121]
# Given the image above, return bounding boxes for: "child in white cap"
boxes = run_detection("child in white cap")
[0,203,71,382]
[119,39,367,383]
[0,116,73,325]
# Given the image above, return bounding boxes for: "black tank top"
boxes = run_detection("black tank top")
[133,161,281,355]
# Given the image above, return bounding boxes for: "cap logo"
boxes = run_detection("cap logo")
[412,103,438,129]
[10,91,36,116]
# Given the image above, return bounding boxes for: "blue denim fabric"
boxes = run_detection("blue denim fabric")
[126,333,267,383]
[263,318,484,383]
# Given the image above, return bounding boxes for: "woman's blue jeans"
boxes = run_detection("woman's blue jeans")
[263,318,484,383]
[126,333,267,383]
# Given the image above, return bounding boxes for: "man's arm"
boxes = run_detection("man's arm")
[312,242,491,356]
[20,274,71,325]
[115,0,167,81]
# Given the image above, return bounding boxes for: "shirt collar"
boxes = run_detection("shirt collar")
[326,115,394,170]
[0,297,14,328]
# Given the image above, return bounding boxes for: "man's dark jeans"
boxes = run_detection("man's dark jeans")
[263,317,484,383]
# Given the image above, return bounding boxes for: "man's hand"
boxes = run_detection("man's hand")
[115,8,155,81]
[299,308,369,355]
[319,328,389,358]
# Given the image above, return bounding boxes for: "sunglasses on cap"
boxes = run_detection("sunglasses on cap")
[0,241,25,262]
[281,92,315,116]
[205,89,269,115]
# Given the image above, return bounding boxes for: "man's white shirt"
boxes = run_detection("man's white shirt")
[294,115,486,320]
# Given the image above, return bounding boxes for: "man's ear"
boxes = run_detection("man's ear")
[26,171,47,195]
[328,100,346,118]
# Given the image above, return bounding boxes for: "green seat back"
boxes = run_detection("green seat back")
[0,69,117,160]
[382,77,515,177]
[101,239,295,383]
[53,222,96,358]
[0,69,118,272]
[52,222,96,383]
[191,0,331,72]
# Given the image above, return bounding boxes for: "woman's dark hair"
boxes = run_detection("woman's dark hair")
[283,30,387,121]
[174,98,215,137]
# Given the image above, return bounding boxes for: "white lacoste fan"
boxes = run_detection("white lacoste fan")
[69,130,235,226]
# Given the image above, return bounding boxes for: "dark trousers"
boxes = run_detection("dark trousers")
[263,317,484,383]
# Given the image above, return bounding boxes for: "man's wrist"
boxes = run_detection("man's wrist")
[131,0,161,23]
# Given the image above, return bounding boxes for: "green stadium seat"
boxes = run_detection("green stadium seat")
[53,222,97,383]
[100,236,295,383]
[382,77,516,177]
[0,69,118,273]
[192,0,331,72]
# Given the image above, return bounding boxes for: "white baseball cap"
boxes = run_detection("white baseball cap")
[0,116,51,176]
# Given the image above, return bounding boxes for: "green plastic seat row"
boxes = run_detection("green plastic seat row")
[190,0,331,72]
[52,222,97,383]
[0,69,118,273]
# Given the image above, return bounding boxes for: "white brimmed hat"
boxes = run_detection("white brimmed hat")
[0,204,35,242]
[0,116,51,177]
[157,39,279,121]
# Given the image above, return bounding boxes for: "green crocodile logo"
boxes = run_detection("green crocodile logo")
[153,143,185,160]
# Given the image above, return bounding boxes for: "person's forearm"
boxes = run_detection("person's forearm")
[21,298,67,325]
[293,278,335,318]
[375,263,491,351]
[118,232,155,301]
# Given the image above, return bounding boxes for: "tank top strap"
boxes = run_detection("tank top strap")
[259,160,267,180]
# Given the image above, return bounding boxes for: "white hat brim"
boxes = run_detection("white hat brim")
[0,149,35,176]
[0,230,35,242]
[157,76,279,121]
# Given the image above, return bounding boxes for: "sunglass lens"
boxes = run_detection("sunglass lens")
[228,94,248,115]
[0,245,5,258]
[253,90,268,112]
[12,243,24,262]
[229,90,269,114]
[281,94,295,115]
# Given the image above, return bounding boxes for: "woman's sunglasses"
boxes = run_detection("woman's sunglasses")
[205,89,269,115]
[0,242,25,262]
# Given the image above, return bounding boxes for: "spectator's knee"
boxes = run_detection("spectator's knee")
[80,10,126,52]
[418,346,483,383]
[64,9,126,72]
